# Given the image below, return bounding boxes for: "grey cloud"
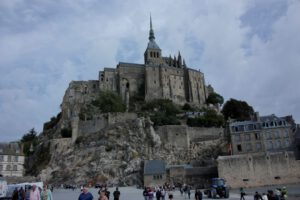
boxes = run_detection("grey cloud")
[0,0,299,142]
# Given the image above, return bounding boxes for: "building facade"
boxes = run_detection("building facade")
[228,113,295,155]
[0,143,25,177]
[144,160,166,187]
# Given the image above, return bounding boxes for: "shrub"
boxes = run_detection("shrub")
[92,91,126,113]
[187,109,224,127]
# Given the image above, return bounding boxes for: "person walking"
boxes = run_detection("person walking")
[262,193,268,200]
[254,191,263,200]
[12,188,19,200]
[143,187,149,200]
[113,187,120,200]
[195,189,202,200]
[30,185,40,200]
[41,184,53,200]
[78,187,93,200]
[18,187,26,200]
[240,187,246,200]
[187,186,191,199]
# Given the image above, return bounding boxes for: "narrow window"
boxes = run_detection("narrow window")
[237,144,242,152]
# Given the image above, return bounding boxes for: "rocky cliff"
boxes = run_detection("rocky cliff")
[31,81,228,186]
[38,116,226,186]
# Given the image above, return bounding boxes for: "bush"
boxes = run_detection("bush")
[75,136,84,145]
[142,99,180,115]
[150,113,181,126]
[92,91,126,113]
[187,109,224,127]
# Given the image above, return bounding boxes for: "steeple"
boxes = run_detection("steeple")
[144,15,161,64]
[149,14,155,41]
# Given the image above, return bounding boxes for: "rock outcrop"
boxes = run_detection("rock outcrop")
[39,115,227,186]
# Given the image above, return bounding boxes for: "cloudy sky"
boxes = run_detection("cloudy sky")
[1,0,299,142]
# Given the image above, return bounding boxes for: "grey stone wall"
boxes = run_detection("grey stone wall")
[117,63,145,101]
[188,127,223,141]
[73,113,138,140]
[157,125,224,149]
[217,151,300,188]
[157,125,189,149]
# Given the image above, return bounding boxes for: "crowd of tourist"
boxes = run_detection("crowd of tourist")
[11,184,53,200]
[240,186,288,200]
[78,186,120,200]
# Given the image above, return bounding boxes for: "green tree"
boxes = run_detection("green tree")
[206,92,224,105]
[221,98,254,121]
[141,99,181,126]
[92,91,126,113]
[21,128,38,156]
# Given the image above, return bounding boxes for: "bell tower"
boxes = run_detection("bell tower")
[144,15,162,65]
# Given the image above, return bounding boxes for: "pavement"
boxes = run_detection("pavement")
[52,183,300,200]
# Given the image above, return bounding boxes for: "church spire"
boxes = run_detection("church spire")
[149,14,155,41]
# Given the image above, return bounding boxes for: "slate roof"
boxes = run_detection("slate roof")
[144,160,166,175]
[147,40,161,50]
[260,114,282,122]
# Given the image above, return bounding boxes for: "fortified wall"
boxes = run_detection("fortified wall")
[156,125,223,149]
[217,151,300,188]
[71,113,138,142]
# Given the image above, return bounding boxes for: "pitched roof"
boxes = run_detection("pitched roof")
[144,160,166,175]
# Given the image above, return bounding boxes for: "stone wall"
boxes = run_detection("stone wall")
[217,151,300,188]
[157,125,188,149]
[144,174,167,187]
[157,125,224,149]
[188,127,223,141]
[72,112,138,141]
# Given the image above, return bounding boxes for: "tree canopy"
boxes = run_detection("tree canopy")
[21,128,38,156]
[142,99,181,126]
[221,98,254,121]
[92,91,126,113]
[206,92,224,105]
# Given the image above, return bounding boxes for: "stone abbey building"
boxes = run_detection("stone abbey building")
[99,17,209,106]
[61,17,213,126]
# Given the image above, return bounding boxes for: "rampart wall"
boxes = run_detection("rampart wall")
[157,125,224,149]
[217,151,300,188]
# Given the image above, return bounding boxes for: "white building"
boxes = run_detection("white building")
[0,143,25,177]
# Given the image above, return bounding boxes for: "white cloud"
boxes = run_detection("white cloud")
[0,0,299,142]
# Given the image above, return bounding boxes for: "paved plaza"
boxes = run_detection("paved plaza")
[52,183,300,200]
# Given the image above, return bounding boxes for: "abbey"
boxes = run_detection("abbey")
[99,17,211,106]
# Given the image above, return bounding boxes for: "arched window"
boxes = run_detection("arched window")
[150,52,153,57]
